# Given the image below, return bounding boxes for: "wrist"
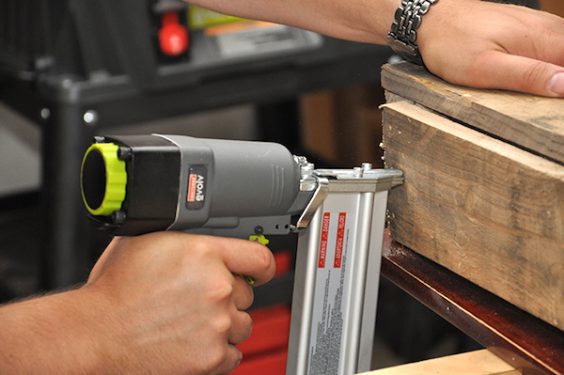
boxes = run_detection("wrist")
[48,288,114,374]
[416,0,452,48]
[75,284,126,373]
[387,0,442,65]
[415,0,481,63]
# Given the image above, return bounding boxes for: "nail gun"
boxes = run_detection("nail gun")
[80,134,403,375]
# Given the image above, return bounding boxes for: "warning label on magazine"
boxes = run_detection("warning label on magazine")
[308,210,353,375]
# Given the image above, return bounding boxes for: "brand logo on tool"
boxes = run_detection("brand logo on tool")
[186,165,207,209]
[188,174,205,202]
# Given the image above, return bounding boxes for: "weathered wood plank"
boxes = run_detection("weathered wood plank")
[382,100,564,330]
[361,350,521,375]
[300,85,385,166]
[380,231,564,375]
[540,0,564,17]
[381,63,564,164]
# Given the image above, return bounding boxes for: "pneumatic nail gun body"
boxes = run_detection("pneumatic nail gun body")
[81,134,403,375]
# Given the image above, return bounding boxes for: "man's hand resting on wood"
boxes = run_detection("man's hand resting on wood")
[418,0,564,97]
[188,0,564,97]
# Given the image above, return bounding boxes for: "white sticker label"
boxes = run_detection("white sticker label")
[308,200,358,375]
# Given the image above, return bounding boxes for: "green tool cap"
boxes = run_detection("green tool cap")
[81,143,127,216]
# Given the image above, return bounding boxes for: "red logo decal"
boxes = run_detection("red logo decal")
[334,212,347,268]
[318,212,330,268]
[187,174,197,202]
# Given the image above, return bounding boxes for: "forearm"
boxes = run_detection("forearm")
[186,0,401,44]
[0,288,107,374]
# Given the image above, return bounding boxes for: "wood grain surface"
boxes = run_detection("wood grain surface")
[382,100,564,330]
[540,0,564,17]
[380,232,564,375]
[362,350,520,375]
[381,63,564,165]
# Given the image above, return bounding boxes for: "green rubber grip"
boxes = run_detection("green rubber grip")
[81,143,127,216]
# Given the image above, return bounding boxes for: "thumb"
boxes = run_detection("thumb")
[472,51,564,97]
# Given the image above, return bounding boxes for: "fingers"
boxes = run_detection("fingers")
[228,310,253,345]
[207,236,276,286]
[116,232,275,286]
[215,310,252,373]
[213,345,243,375]
[471,51,564,97]
[510,9,564,67]
[232,276,254,310]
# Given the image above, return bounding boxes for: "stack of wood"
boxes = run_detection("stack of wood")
[381,62,563,332]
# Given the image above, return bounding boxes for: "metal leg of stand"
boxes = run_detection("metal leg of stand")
[40,101,93,290]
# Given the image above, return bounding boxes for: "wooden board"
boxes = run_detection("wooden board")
[381,63,564,165]
[361,350,520,375]
[540,0,564,17]
[382,100,564,330]
[300,85,385,166]
[381,231,564,375]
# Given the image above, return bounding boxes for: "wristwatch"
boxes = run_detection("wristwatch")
[387,0,439,65]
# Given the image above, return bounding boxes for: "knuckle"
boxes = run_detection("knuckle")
[207,278,234,301]
[212,314,232,335]
[522,61,549,87]
[189,238,215,259]
[207,346,229,372]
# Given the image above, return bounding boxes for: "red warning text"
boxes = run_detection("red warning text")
[334,212,347,268]
[318,212,330,268]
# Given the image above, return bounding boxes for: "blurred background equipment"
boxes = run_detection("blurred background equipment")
[0,0,391,290]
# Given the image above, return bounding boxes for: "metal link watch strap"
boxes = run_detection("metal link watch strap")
[387,0,439,65]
